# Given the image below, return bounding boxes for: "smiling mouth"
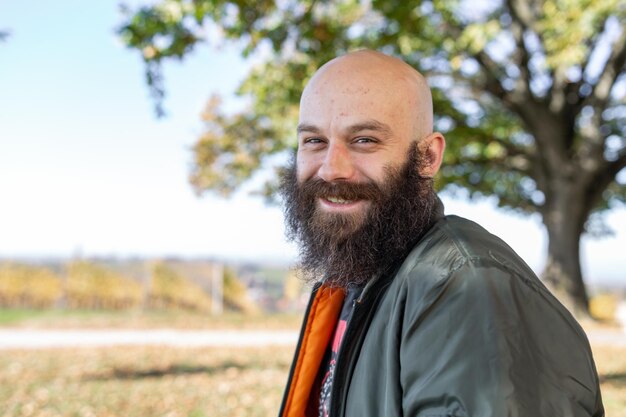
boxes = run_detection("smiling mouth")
[325,196,356,205]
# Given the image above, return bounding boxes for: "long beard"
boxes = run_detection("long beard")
[279,144,440,289]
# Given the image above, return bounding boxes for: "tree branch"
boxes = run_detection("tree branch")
[583,23,626,112]
[506,0,541,33]
[451,121,535,174]
[491,135,534,161]
[442,21,513,106]
[582,149,626,216]
[607,149,626,179]
[509,19,532,99]
[505,0,543,103]
[570,17,613,108]
[471,52,510,101]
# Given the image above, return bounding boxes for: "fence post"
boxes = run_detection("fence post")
[211,263,224,315]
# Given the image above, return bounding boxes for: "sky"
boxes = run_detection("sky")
[0,1,624,286]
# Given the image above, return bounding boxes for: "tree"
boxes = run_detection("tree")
[117,0,626,315]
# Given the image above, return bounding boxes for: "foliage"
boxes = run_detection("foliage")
[117,0,625,208]
[149,261,213,311]
[223,267,259,313]
[118,0,626,313]
[282,270,303,302]
[158,260,260,313]
[589,292,620,322]
[279,269,308,311]
[0,259,280,315]
[0,263,62,308]
[67,261,144,309]
[0,260,271,315]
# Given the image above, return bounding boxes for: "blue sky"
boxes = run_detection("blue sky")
[0,1,624,285]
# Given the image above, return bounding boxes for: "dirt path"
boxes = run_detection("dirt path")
[0,328,623,349]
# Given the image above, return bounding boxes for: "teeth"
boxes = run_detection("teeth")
[326,196,352,204]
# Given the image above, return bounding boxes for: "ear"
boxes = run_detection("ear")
[418,132,445,178]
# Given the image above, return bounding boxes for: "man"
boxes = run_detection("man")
[278,50,604,417]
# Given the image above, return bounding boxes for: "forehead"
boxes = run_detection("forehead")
[298,73,418,136]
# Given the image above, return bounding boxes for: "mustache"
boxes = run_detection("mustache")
[298,177,385,202]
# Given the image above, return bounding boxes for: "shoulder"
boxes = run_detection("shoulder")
[394,214,543,296]
[391,215,587,343]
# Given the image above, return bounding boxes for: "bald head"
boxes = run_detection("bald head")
[296,49,445,184]
[301,50,434,141]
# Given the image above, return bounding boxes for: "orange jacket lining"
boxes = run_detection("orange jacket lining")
[282,286,345,417]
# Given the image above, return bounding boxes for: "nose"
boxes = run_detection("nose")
[317,142,355,182]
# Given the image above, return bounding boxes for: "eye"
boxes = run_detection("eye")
[301,136,327,149]
[354,136,377,144]
[305,137,323,144]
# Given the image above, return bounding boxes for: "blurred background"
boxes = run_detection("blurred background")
[0,1,624,416]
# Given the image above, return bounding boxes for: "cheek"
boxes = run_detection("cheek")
[296,154,318,182]
[296,161,312,182]
[355,156,394,183]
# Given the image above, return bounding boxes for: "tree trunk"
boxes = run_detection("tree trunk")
[541,179,590,317]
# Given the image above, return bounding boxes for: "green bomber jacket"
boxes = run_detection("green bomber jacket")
[279,214,604,417]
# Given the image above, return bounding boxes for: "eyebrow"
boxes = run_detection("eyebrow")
[297,124,322,134]
[297,119,393,137]
[347,120,393,137]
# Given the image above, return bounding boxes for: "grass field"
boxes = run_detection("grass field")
[0,346,294,417]
[594,344,626,416]
[0,343,623,416]
[0,310,624,416]
[0,309,303,330]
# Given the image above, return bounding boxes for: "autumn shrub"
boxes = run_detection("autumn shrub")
[66,261,143,310]
[589,293,619,322]
[223,268,259,314]
[278,270,308,311]
[149,262,212,311]
[0,263,63,308]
